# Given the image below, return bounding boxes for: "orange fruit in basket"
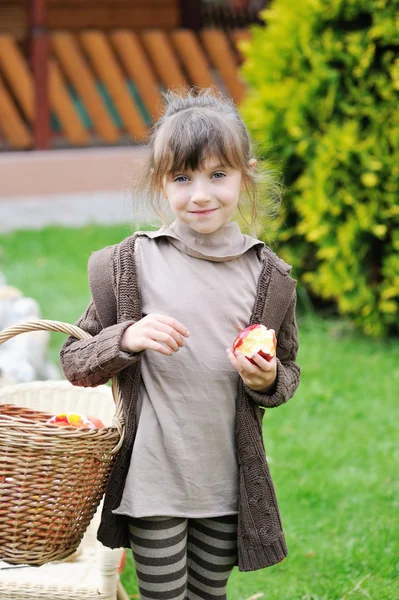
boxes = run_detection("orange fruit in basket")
[87,416,105,429]
[45,413,105,429]
[66,413,92,428]
[46,413,69,427]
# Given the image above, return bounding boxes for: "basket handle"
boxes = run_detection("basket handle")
[0,319,124,454]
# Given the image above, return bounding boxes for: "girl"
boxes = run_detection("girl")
[60,88,300,600]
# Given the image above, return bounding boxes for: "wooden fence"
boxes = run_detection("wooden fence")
[0,27,251,151]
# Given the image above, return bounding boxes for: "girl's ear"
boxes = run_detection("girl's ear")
[248,158,257,169]
[241,158,257,190]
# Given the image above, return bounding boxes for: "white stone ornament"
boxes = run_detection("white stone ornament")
[0,350,36,383]
[0,269,60,385]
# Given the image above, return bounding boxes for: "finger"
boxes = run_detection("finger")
[143,338,174,356]
[228,350,258,382]
[249,352,275,371]
[227,350,265,388]
[233,350,258,375]
[155,315,191,338]
[148,328,181,352]
[152,322,186,349]
[225,348,240,370]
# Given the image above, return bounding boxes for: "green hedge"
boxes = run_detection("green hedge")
[240,0,399,337]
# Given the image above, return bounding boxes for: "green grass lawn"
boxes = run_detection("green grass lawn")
[0,225,398,600]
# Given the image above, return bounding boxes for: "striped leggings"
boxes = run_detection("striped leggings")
[128,515,238,600]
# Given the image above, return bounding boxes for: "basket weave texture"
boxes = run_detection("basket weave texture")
[0,320,124,567]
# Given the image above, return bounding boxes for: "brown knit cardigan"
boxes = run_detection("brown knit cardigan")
[59,232,301,572]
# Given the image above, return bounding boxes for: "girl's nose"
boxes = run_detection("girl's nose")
[191,183,212,202]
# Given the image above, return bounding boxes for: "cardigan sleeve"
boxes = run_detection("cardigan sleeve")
[244,291,300,409]
[59,298,144,388]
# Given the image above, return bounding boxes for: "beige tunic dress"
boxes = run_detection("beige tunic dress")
[113,219,264,518]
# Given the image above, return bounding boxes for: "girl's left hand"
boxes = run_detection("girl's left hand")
[226,348,277,393]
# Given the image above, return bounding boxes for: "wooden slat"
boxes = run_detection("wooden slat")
[230,29,251,63]
[0,34,33,121]
[46,0,176,5]
[0,34,89,145]
[0,6,27,41]
[169,29,216,89]
[0,76,32,148]
[201,29,245,103]
[111,29,162,122]
[51,31,119,142]
[47,7,179,31]
[140,30,187,90]
[49,58,90,144]
[80,30,148,141]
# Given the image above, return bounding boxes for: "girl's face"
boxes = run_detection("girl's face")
[162,156,243,234]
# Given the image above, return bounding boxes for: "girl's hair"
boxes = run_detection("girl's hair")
[132,87,282,238]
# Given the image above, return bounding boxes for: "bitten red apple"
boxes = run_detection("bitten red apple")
[233,324,276,365]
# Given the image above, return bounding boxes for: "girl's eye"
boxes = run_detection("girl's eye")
[212,172,226,179]
[174,175,189,183]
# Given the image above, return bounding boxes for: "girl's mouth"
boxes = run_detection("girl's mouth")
[190,208,218,215]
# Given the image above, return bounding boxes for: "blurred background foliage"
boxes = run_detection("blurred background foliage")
[240,0,399,338]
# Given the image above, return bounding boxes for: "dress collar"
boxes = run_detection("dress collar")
[136,219,264,262]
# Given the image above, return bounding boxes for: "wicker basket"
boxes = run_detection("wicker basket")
[0,320,124,567]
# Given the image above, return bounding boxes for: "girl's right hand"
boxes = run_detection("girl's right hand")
[120,314,191,356]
